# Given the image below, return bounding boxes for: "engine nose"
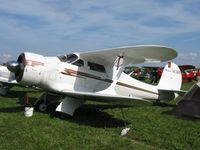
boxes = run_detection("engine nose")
[7,52,46,85]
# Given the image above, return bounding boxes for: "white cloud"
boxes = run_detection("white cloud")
[0,0,199,39]
[175,52,200,67]
[189,52,198,57]
[0,54,13,63]
[0,0,199,66]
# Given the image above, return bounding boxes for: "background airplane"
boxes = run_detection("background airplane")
[0,64,17,95]
[7,45,182,116]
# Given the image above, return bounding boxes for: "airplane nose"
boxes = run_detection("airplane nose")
[6,61,20,73]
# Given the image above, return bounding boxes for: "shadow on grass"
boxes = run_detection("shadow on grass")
[2,88,132,128]
[47,103,131,128]
[0,96,38,113]
[162,109,200,121]
[152,102,177,108]
[6,90,40,98]
[0,106,24,113]
[0,89,39,113]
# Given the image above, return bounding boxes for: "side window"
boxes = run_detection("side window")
[88,62,106,73]
[72,59,84,67]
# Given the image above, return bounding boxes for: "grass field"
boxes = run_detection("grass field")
[0,81,200,150]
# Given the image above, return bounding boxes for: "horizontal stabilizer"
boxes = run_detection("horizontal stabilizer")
[158,89,187,101]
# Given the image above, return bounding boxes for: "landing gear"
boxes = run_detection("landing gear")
[35,99,48,112]
[34,92,62,112]
[35,92,48,112]
[38,101,47,112]
[156,99,161,103]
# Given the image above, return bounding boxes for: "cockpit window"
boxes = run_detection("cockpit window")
[88,62,106,73]
[58,54,78,63]
[72,59,84,67]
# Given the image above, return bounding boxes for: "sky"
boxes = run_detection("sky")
[0,0,200,67]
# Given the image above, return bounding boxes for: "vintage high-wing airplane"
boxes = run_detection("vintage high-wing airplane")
[0,64,17,95]
[7,45,182,116]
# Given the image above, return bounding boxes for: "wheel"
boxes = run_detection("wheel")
[39,103,47,112]
[35,100,47,112]
[156,99,161,103]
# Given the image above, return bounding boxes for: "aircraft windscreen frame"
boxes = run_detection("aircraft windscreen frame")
[58,54,78,63]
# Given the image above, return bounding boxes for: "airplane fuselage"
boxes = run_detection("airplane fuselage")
[21,56,159,101]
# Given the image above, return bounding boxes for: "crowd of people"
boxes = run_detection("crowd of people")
[128,66,200,83]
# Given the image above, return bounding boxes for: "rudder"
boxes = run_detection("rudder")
[158,62,182,91]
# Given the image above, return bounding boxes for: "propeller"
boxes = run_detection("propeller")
[6,53,26,82]
[7,61,20,73]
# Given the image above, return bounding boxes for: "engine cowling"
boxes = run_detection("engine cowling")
[15,52,46,86]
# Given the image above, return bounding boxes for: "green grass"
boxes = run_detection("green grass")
[0,81,200,150]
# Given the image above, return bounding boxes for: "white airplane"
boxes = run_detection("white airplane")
[0,64,17,95]
[7,45,182,116]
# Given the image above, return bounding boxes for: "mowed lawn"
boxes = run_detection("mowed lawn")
[0,81,200,150]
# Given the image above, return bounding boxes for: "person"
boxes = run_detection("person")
[151,69,158,84]
[24,93,31,107]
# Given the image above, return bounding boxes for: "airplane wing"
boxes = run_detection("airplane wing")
[0,64,17,84]
[79,45,177,66]
[0,77,17,84]
[0,77,16,96]
[58,89,152,104]
[54,89,153,115]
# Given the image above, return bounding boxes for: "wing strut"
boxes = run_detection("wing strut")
[112,53,124,80]
[98,54,124,95]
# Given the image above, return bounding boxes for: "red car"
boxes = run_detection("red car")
[182,71,195,82]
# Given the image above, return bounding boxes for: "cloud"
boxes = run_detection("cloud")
[0,54,13,63]
[175,51,200,67]
[0,0,199,66]
[0,1,199,39]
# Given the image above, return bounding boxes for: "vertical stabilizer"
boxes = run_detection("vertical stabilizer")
[158,62,182,91]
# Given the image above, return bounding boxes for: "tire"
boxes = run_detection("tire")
[39,103,47,112]
[35,100,47,112]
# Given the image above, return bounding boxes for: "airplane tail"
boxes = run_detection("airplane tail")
[157,62,182,100]
[158,62,182,90]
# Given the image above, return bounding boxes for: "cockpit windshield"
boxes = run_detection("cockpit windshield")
[58,53,78,63]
